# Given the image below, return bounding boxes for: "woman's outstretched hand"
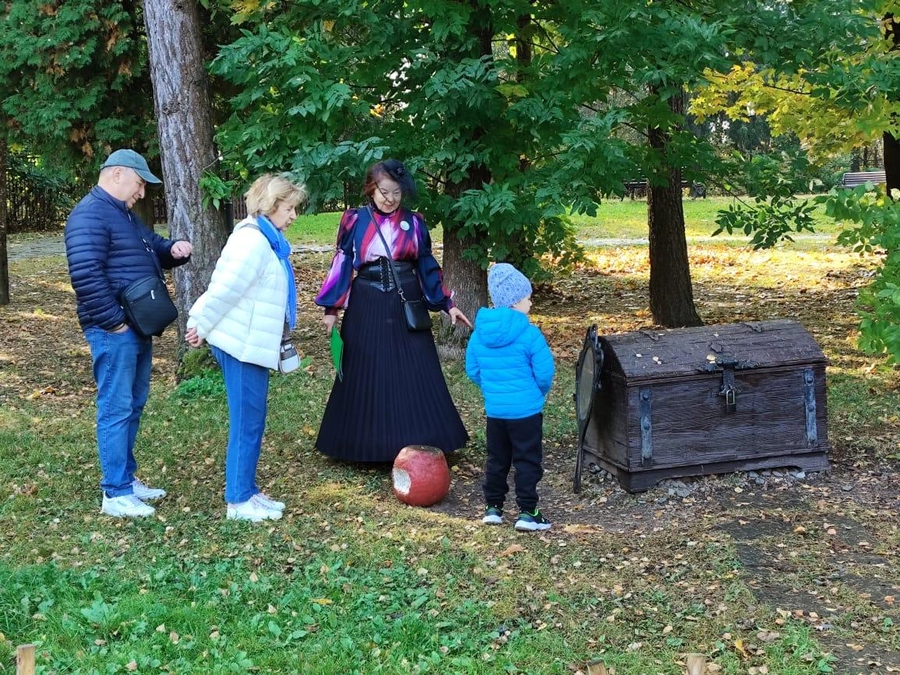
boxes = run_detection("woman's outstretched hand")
[447,307,472,329]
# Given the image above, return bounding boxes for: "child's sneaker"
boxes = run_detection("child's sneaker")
[514,509,552,532]
[482,505,503,525]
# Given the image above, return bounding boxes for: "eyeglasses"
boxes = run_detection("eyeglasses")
[377,185,402,199]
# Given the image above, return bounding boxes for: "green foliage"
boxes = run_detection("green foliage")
[208,0,642,275]
[173,368,225,402]
[821,185,900,362]
[712,150,818,248]
[199,172,239,211]
[0,1,154,167]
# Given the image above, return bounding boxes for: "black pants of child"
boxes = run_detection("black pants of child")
[483,413,544,513]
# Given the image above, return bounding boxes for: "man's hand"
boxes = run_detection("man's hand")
[171,241,192,259]
[447,307,472,328]
[185,326,204,347]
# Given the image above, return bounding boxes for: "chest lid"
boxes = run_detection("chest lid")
[601,319,826,385]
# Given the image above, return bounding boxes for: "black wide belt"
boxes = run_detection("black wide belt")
[356,258,416,292]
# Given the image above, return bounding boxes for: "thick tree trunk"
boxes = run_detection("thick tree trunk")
[0,137,8,306]
[647,88,702,328]
[143,0,228,363]
[885,132,900,196]
[435,3,493,357]
[885,16,900,195]
[437,231,487,360]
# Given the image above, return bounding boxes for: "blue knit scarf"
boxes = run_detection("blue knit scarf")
[257,214,296,329]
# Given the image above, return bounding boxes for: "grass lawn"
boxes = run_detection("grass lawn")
[288,196,844,249]
[2,212,899,673]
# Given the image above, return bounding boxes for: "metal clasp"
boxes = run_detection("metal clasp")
[717,357,738,413]
[720,384,736,413]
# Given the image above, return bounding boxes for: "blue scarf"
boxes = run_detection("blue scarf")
[256,215,296,329]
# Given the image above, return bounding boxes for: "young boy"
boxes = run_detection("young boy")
[465,263,556,531]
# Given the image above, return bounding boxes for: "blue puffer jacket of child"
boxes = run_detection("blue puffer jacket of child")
[465,307,556,419]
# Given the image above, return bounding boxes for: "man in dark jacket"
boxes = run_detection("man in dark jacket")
[65,149,192,518]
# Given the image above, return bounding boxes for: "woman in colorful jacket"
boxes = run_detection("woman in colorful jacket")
[186,174,307,521]
[315,159,472,462]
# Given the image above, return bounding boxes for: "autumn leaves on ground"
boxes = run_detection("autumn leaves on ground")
[1,208,899,674]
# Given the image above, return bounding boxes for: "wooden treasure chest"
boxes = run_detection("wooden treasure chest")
[583,319,830,492]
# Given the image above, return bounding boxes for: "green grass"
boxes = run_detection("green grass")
[287,197,844,249]
[3,227,899,673]
[14,197,843,250]
[571,195,843,241]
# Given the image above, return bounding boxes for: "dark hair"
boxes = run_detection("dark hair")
[363,159,417,203]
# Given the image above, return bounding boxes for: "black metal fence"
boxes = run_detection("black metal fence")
[5,155,79,233]
[151,195,248,226]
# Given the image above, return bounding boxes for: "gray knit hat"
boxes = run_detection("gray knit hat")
[488,263,532,308]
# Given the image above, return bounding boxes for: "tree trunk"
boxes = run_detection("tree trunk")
[437,231,487,360]
[143,0,228,366]
[885,131,900,196]
[884,15,900,196]
[647,88,702,327]
[434,1,494,357]
[0,137,8,306]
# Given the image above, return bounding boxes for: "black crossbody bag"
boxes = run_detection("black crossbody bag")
[119,233,178,338]
[368,206,432,331]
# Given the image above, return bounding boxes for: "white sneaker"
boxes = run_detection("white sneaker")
[102,493,156,518]
[227,498,283,522]
[132,478,166,501]
[252,492,285,511]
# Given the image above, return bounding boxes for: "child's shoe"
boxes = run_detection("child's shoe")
[514,509,552,532]
[482,505,503,525]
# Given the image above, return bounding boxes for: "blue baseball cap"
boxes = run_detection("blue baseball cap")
[100,149,161,184]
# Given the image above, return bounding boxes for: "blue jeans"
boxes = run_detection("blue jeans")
[211,346,270,503]
[84,327,153,497]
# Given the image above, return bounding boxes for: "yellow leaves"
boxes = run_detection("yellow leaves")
[691,59,893,160]
[498,543,524,557]
[26,387,54,400]
[563,523,602,535]
[311,597,333,605]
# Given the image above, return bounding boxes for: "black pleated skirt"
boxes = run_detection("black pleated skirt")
[316,274,469,462]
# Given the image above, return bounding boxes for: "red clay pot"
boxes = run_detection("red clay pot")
[392,445,451,507]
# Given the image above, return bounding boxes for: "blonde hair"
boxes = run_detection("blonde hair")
[244,174,308,216]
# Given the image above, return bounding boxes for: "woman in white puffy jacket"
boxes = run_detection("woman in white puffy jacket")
[186,174,307,522]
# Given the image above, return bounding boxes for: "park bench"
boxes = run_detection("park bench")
[839,170,886,188]
[623,179,707,199]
